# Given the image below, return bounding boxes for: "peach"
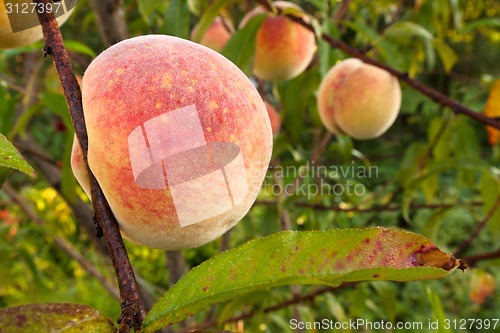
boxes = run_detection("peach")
[317,58,401,140]
[240,1,316,81]
[72,35,273,250]
[469,270,496,305]
[0,0,74,49]
[191,16,233,53]
[265,102,281,135]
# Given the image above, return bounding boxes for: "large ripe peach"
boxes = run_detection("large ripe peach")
[0,0,74,49]
[317,58,401,140]
[240,1,316,81]
[191,16,233,53]
[72,35,273,250]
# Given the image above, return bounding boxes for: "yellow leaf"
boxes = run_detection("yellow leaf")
[484,79,500,145]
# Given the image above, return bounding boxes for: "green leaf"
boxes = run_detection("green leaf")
[0,133,36,182]
[460,18,500,33]
[39,92,73,130]
[191,0,230,43]
[143,228,460,332]
[0,168,12,189]
[0,303,116,332]
[64,40,96,57]
[432,38,458,73]
[137,0,166,26]
[162,0,190,38]
[480,170,500,240]
[278,69,321,143]
[221,14,266,76]
[427,287,452,333]
[384,21,435,70]
[385,21,433,41]
[8,104,42,139]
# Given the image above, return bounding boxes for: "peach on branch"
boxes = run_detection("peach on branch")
[240,1,316,81]
[317,58,401,140]
[265,102,281,135]
[71,35,273,250]
[0,0,74,49]
[191,16,233,53]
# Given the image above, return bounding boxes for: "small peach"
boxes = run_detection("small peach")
[191,16,233,53]
[265,102,281,135]
[240,1,316,81]
[469,269,496,305]
[317,58,401,140]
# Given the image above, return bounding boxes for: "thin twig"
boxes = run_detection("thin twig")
[455,194,500,256]
[256,199,482,213]
[253,0,500,130]
[462,248,500,266]
[33,2,145,331]
[182,284,353,332]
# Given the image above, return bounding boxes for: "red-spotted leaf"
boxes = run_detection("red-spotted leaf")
[143,227,463,332]
[0,303,116,332]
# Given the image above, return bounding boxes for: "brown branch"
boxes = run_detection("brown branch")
[256,199,482,213]
[253,0,500,130]
[454,194,500,256]
[3,182,120,301]
[462,248,500,266]
[33,2,145,331]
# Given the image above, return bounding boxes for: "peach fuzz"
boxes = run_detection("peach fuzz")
[240,1,316,81]
[317,58,401,140]
[0,0,74,49]
[191,16,233,53]
[265,102,281,135]
[72,35,273,250]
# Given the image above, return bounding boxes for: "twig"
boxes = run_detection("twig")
[256,199,482,213]
[182,284,353,332]
[33,2,145,331]
[3,183,120,301]
[253,0,500,130]
[462,248,500,266]
[455,194,500,256]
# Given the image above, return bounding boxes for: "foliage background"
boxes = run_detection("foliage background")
[1,0,499,332]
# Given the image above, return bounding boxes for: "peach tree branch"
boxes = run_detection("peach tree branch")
[455,194,500,256]
[254,0,500,130]
[33,1,145,331]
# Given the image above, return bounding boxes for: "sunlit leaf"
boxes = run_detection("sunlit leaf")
[143,228,461,332]
[432,38,458,73]
[0,303,116,332]
[427,287,451,333]
[0,133,36,184]
[64,40,96,57]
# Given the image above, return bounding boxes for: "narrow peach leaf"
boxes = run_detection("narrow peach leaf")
[143,227,461,332]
